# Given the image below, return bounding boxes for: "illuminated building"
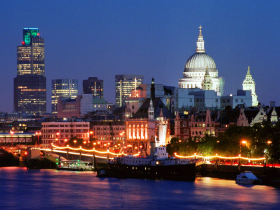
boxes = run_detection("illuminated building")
[83,77,103,98]
[174,113,190,140]
[115,74,143,107]
[125,86,146,118]
[179,26,224,96]
[14,28,46,114]
[41,121,90,148]
[189,110,217,138]
[52,79,78,114]
[242,66,258,106]
[91,121,125,148]
[125,79,174,155]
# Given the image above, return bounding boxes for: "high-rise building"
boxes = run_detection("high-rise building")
[83,77,103,98]
[51,79,78,114]
[14,28,46,114]
[115,74,144,107]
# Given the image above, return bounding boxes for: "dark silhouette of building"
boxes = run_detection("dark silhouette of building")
[83,77,103,98]
[14,28,46,114]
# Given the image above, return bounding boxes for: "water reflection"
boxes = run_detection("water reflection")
[194,177,279,209]
[0,168,280,210]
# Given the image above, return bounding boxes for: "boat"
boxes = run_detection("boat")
[236,171,262,185]
[57,160,94,171]
[97,146,196,181]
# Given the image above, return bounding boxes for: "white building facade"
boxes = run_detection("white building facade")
[220,90,252,108]
[242,66,258,106]
[179,26,224,96]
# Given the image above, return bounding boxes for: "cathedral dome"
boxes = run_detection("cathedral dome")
[184,53,217,72]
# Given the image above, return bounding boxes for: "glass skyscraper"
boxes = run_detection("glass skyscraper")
[52,79,78,114]
[14,28,46,114]
[115,75,144,107]
[83,77,103,98]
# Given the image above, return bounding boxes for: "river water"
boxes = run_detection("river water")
[0,167,280,210]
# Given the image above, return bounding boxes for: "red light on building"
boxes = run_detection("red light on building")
[37,33,40,36]
[22,41,25,45]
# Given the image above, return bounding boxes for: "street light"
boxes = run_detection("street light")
[55,132,60,144]
[10,130,14,147]
[240,140,247,155]
[267,140,272,145]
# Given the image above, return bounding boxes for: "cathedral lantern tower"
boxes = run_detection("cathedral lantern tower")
[179,26,224,96]
[242,66,258,106]
[202,67,213,90]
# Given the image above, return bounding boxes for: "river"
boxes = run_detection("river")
[0,167,279,210]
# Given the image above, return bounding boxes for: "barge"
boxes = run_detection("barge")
[97,146,196,181]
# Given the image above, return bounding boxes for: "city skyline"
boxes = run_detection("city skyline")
[0,1,280,113]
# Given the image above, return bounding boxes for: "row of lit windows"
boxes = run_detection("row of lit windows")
[20,89,46,92]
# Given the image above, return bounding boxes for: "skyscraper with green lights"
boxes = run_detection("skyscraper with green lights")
[14,28,46,114]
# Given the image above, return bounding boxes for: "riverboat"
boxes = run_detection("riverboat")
[236,171,261,185]
[97,146,196,181]
[57,160,94,171]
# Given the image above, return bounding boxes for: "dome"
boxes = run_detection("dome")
[184,53,216,72]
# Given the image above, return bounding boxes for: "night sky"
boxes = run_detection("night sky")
[0,1,279,113]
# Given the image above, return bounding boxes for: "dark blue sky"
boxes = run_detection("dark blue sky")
[0,1,279,113]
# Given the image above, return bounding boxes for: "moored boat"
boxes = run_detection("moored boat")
[236,171,262,185]
[97,146,196,181]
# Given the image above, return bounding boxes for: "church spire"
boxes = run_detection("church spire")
[202,66,213,90]
[247,66,251,75]
[196,25,205,53]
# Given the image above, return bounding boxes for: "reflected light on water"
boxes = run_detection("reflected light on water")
[194,177,279,207]
[0,168,280,210]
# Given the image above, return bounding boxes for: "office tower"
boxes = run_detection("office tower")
[115,74,144,107]
[83,77,103,98]
[51,79,78,114]
[14,28,46,114]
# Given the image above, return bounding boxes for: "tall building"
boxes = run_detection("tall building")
[115,74,144,107]
[179,26,224,96]
[14,28,46,114]
[83,77,103,98]
[242,66,258,106]
[52,79,78,114]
